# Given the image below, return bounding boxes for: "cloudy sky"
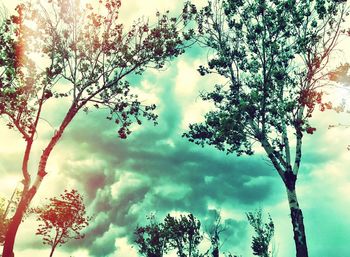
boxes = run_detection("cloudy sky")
[1,0,350,257]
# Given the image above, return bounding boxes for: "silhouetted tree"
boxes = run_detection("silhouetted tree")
[204,211,226,257]
[0,1,192,256]
[134,213,205,257]
[164,213,203,257]
[134,214,168,257]
[246,209,274,257]
[184,1,347,257]
[35,189,90,257]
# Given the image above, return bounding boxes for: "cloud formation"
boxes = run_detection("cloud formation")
[1,1,350,257]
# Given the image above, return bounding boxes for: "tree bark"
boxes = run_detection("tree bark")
[49,243,58,257]
[212,246,219,257]
[2,106,78,257]
[2,188,37,257]
[2,171,47,257]
[286,188,308,257]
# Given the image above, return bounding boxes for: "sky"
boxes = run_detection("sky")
[1,0,350,257]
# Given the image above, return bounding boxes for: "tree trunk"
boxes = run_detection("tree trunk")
[2,106,77,257]
[2,188,37,257]
[49,243,58,257]
[286,188,308,257]
[212,246,219,257]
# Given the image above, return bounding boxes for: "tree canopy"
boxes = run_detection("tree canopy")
[0,1,193,256]
[183,0,347,256]
[185,0,346,156]
[35,189,90,257]
[134,213,204,257]
[246,209,274,257]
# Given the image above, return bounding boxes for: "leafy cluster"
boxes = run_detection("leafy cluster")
[0,1,195,256]
[134,215,168,257]
[184,0,346,155]
[0,4,43,139]
[35,189,90,248]
[134,213,203,257]
[246,209,274,257]
[0,0,193,140]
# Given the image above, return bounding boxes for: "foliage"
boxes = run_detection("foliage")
[0,4,40,138]
[134,214,168,257]
[183,0,347,256]
[0,0,193,140]
[134,213,204,257]
[164,213,203,257]
[35,189,90,257]
[204,210,226,257]
[184,0,346,155]
[0,1,193,255]
[246,209,274,257]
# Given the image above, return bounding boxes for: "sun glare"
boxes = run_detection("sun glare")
[0,176,21,197]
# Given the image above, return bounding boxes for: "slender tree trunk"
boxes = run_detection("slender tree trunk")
[286,187,308,257]
[49,243,58,257]
[211,232,219,257]
[212,246,219,257]
[2,188,37,257]
[2,106,78,257]
[2,172,46,257]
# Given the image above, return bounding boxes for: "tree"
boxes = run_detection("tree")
[246,209,274,257]
[134,214,168,257]
[134,213,204,257]
[0,1,193,256]
[35,189,90,257]
[164,213,203,257]
[183,1,347,257]
[204,210,226,257]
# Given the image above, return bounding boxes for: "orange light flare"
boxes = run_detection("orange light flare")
[12,4,27,70]
[327,64,350,107]
[11,3,41,73]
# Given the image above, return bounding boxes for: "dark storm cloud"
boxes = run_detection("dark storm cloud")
[62,163,107,200]
[59,116,276,256]
[88,228,118,257]
[54,62,279,256]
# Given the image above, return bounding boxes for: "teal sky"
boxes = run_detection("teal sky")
[1,1,350,257]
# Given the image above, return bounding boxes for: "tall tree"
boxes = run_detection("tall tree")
[0,1,193,256]
[183,1,347,256]
[246,209,274,257]
[35,189,90,257]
